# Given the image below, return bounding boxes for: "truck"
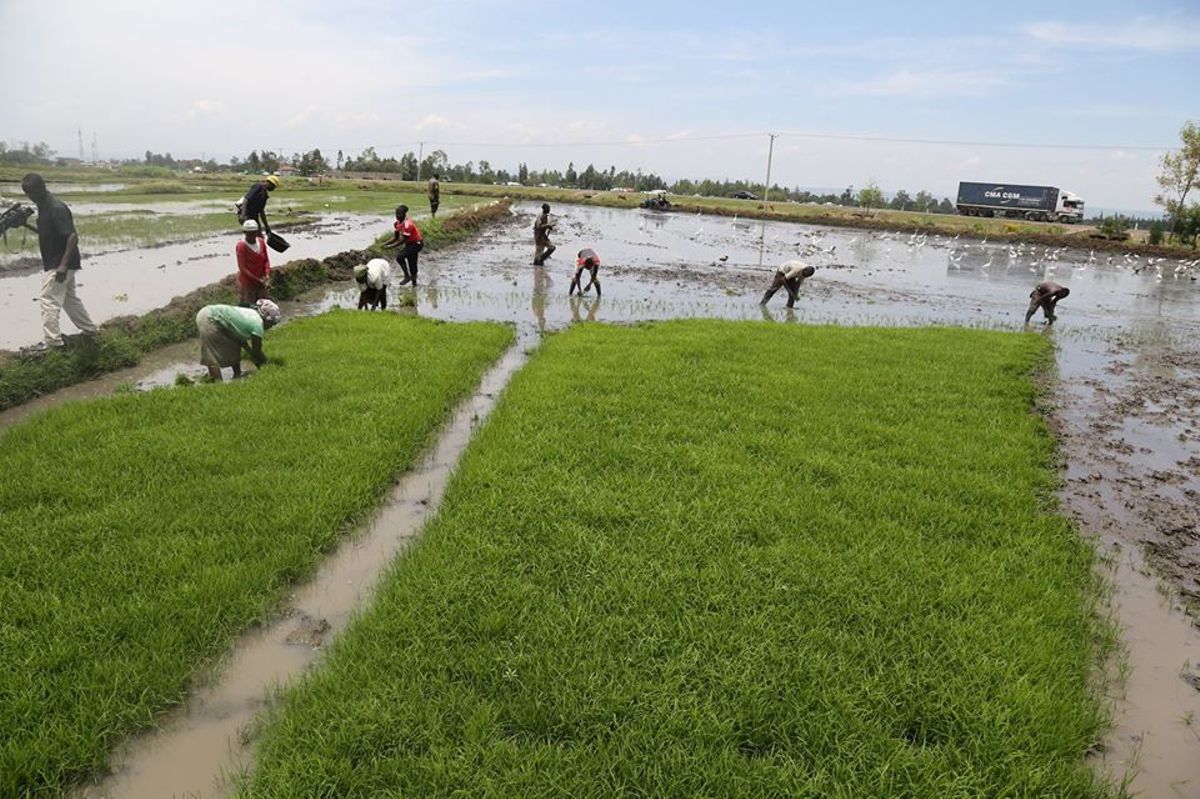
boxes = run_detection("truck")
[955,181,1085,223]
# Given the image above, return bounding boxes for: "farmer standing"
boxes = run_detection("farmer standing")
[353,258,392,310]
[760,260,815,308]
[235,219,271,306]
[1025,281,1070,325]
[237,174,279,235]
[427,173,441,218]
[533,203,556,265]
[195,298,281,381]
[20,172,98,351]
[569,248,602,297]
[383,204,424,286]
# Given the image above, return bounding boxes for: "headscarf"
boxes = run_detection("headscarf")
[255,298,282,326]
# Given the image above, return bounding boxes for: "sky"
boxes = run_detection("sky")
[2,0,1197,213]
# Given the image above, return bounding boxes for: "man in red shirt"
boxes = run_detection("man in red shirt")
[569,248,602,298]
[235,219,271,306]
[383,204,424,286]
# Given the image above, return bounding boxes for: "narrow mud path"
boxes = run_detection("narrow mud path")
[74,333,534,799]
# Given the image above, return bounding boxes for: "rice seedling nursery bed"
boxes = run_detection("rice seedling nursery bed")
[0,312,513,795]
[244,320,1114,798]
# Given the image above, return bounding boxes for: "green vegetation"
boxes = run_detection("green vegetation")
[0,201,513,411]
[1154,120,1200,246]
[245,321,1114,798]
[0,312,513,796]
[1095,216,1131,241]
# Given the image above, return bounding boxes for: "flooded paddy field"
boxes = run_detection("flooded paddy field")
[6,201,1198,796]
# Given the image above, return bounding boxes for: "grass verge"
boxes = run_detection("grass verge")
[245,320,1115,798]
[0,312,513,795]
[0,201,512,411]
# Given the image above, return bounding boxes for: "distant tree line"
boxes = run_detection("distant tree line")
[0,141,57,165]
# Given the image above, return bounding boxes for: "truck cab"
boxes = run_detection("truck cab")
[1056,190,1084,223]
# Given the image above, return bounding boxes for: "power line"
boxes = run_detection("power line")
[373,132,765,150]
[774,130,1171,151]
[365,129,1171,152]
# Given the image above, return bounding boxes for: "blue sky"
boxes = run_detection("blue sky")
[2,0,1197,211]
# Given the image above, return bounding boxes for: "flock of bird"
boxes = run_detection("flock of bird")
[635,209,1200,283]
[667,208,1200,283]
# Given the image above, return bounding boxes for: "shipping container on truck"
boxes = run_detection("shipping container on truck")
[956,182,1085,223]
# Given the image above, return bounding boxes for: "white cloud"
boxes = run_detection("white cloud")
[1027,16,1200,52]
[822,69,1008,98]
[181,99,221,121]
[415,115,463,133]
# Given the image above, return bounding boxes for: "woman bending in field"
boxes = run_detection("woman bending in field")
[195,298,281,381]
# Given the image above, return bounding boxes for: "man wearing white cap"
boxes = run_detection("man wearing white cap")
[195,298,282,382]
[353,258,392,310]
[235,219,271,306]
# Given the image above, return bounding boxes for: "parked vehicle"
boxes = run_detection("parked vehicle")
[956,181,1084,223]
[731,190,758,200]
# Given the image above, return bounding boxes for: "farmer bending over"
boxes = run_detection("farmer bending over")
[1025,281,1070,325]
[570,248,602,297]
[760,260,815,308]
[354,258,392,310]
[195,298,281,381]
[384,205,424,286]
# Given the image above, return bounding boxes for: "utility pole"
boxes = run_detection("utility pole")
[416,141,425,182]
[763,132,777,206]
[78,127,85,162]
[91,133,98,164]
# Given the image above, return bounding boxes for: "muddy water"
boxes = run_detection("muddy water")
[75,335,533,799]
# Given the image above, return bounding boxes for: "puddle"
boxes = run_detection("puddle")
[1092,545,1200,797]
[0,182,128,195]
[74,333,533,799]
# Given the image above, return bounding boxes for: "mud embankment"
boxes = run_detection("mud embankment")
[1059,343,1200,613]
[0,201,512,412]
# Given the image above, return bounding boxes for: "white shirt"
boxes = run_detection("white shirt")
[779,260,810,280]
[365,259,391,290]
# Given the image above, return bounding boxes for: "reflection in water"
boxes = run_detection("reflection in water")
[569,295,600,323]
[532,265,549,332]
[757,304,797,324]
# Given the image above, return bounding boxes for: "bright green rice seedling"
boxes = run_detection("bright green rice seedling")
[0,312,512,795]
[246,320,1114,798]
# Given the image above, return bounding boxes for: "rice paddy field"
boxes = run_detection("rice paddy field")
[243,320,1115,798]
[0,312,513,796]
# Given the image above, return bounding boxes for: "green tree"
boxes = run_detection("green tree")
[336,149,343,170]
[518,162,529,184]
[399,151,418,180]
[297,149,329,176]
[565,162,578,186]
[1154,120,1200,240]
[857,181,884,210]
[914,190,935,212]
[890,189,913,211]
